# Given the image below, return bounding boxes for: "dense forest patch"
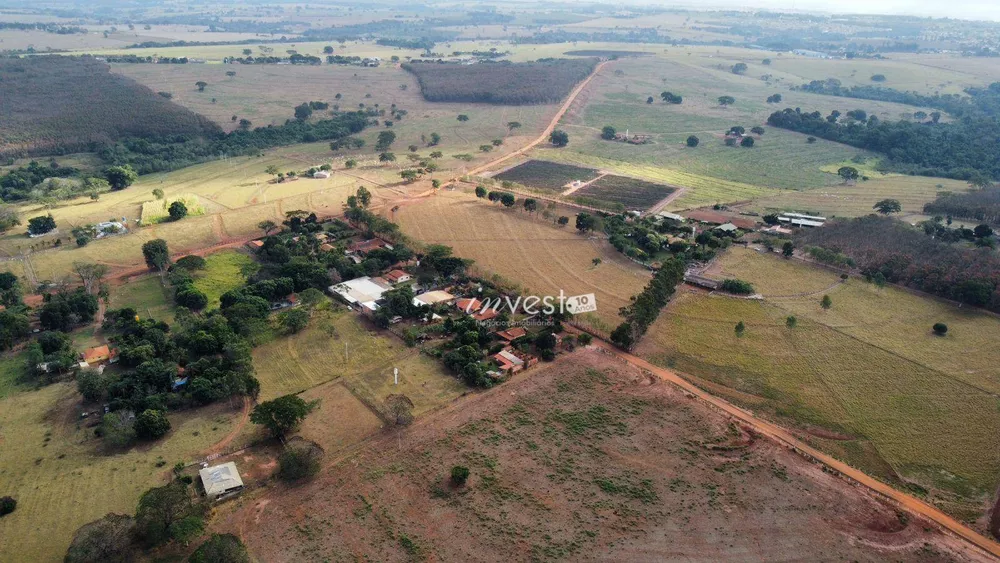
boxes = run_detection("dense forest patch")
[402,58,598,105]
[767,82,1000,181]
[924,187,1000,224]
[797,215,1000,310]
[0,55,220,158]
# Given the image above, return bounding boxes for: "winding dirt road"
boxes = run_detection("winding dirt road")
[584,338,1000,559]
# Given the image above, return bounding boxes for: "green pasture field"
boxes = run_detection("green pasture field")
[192,250,253,308]
[574,174,675,210]
[0,382,243,562]
[109,275,174,322]
[637,246,1000,520]
[747,175,972,219]
[493,159,600,192]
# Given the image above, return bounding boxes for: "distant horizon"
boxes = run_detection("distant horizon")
[623,0,1000,23]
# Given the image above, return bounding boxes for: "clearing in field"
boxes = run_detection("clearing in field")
[219,350,984,562]
[251,308,412,400]
[139,193,206,225]
[110,275,174,323]
[191,250,252,308]
[394,189,650,331]
[573,173,675,210]
[492,159,600,192]
[638,246,1000,523]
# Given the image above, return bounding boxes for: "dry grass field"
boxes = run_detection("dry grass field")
[251,308,413,400]
[748,174,972,219]
[637,247,1000,524]
[214,350,988,562]
[394,189,651,331]
[0,382,243,562]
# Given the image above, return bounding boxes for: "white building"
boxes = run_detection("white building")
[199,462,244,501]
[329,276,392,311]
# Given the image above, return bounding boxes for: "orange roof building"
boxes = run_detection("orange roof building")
[81,345,118,365]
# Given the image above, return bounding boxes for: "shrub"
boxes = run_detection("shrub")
[450,465,470,486]
[278,445,322,482]
[577,333,593,345]
[734,321,746,337]
[686,135,699,147]
[720,279,754,295]
[134,409,171,440]
[932,322,948,336]
[0,496,15,516]
[190,534,251,563]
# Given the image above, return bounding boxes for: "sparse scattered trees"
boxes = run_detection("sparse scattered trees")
[734,321,746,337]
[190,534,250,563]
[718,95,736,106]
[820,294,832,309]
[195,81,208,91]
[731,62,748,75]
[686,135,699,147]
[932,322,948,336]
[601,125,617,140]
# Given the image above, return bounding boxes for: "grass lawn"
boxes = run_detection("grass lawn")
[0,383,242,562]
[638,246,1000,520]
[110,275,175,323]
[192,250,252,308]
[251,307,412,400]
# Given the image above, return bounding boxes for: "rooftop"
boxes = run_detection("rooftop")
[199,462,244,496]
[329,276,392,305]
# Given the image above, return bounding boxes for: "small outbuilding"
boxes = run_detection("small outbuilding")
[199,462,244,501]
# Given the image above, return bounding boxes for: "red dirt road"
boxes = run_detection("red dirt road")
[586,338,1000,559]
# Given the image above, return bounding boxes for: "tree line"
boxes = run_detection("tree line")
[610,258,686,350]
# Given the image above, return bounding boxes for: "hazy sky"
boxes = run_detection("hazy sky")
[638,0,1000,21]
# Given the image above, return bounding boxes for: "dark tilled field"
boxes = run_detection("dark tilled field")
[493,159,600,192]
[217,350,987,562]
[575,174,676,210]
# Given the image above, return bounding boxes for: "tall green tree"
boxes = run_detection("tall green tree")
[250,395,319,437]
[141,239,170,273]
[105,165,138,191]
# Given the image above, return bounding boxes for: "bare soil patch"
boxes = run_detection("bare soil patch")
[215,350,987,562]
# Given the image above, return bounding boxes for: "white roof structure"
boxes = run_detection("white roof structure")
[715,223,739,232]
[199,462,244,497]
[778,217,824,227]
[414,290,455,306]
[656,211,685,222]
[780,212,826,222]
[329,276,392,307]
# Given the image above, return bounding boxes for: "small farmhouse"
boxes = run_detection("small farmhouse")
[199,462,244,501]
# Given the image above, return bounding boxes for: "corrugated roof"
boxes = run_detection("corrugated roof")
[199,462,244,496]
